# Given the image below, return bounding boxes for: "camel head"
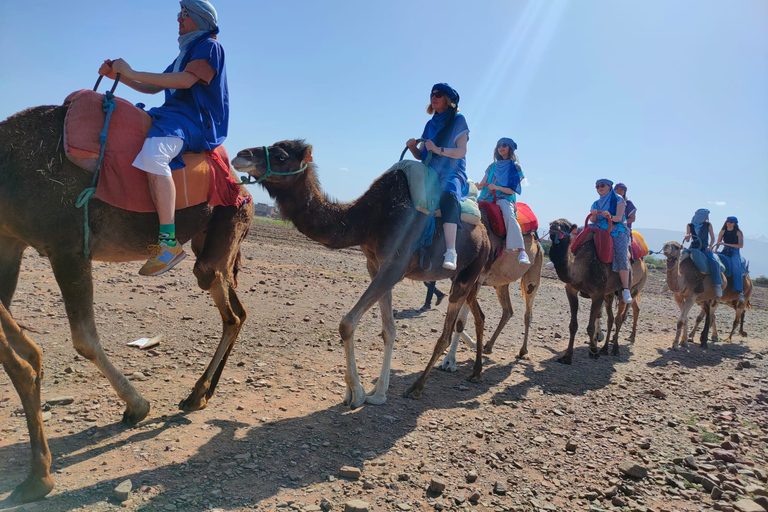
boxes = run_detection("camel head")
[549,218,577,246]
[662,241,682,260]
[232,140,315,194]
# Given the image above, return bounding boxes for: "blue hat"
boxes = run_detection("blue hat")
[692,208,710,224]
[431,83,459,105]
[595,178,613,188]
[180,0,218,32]
[497,137,517,151]
[726,216,738,224]
[614,182,627,190]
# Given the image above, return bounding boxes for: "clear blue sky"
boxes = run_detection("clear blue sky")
[1,1,766,240]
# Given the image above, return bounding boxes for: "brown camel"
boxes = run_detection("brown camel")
[232,140,492,407]
[0,106,254,435]
[547,219,648,364]
[661,241,727,349]
[439,230,543,371]
[0,303,54,503]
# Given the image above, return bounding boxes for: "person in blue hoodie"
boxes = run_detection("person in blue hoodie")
[98,0,228,276]
[589,179,632,304]
[684,208,723,298]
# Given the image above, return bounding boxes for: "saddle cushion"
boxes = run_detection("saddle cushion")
[571,226,614,264]
[63,89,247,213]
[631,230,649,259]
[684,248,726,275]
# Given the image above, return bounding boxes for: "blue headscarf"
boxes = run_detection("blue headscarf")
[727,216,738,224]
[491,161,523,196]
[691,208,710,239]
[180,0,218,32]
[497,137,517,152]
[594,179,617,215]
[431,83,459,105]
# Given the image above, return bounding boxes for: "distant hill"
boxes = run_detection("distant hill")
[633,228,768,278]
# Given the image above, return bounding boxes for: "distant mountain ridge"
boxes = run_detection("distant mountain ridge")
[632,228,768,278]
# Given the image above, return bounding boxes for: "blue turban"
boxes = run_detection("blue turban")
[595,178,613,188]
[180,0,218,32]
[691,208,710,225]
[727,216,738,224]
[431,83,459,105]
[614,182,627,191]
[497,137,517,151]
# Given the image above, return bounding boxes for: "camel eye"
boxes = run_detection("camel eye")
[277,155,287,162]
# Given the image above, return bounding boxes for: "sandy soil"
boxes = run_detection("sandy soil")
[1,220,766,512]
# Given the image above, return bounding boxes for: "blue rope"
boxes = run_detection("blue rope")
[76,91,116,257]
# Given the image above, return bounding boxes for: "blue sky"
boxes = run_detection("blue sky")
[1,0,766,241]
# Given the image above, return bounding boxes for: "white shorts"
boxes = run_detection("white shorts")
[132,137,184,177]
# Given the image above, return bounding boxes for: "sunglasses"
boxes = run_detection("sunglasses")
[178,9,189,20]
[596,184,609,189]
[497,143,509,149]
[430,91,445,99]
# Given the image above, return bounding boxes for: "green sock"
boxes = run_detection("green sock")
[158,224,177,246]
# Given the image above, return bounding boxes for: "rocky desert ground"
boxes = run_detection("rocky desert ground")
[1,220,767,512]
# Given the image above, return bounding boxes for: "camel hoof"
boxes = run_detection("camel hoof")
[438,358,458,372]
[588,350,600,360]
[466,373,483,383]
[557,355,573,365]
[612,347,620,357]
[364,394,387,406]
[599,346,609,356]
[482,346,494,355]
[122,398,151,425]
[701,341,708,350]
[9,475,55,504]
[515,352,529,360]
[670,345,678,351]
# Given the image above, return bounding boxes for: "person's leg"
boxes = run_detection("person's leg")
[613,231,632,303]
[729,251,743,293]
[132,137,186,276]
[424,281,436,307]
[439,191,460,270]
[499,200,529,264]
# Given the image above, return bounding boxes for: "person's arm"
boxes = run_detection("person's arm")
[406,138,423,160]
[99,58,199,94]
[424,133,468,159]
[719,231,744,249]
[610,201,626,223]
[684,224,691,242]
[626,210,636,224]
[707,224,716,250]
[715,229,725,247]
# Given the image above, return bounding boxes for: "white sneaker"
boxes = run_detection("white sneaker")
[738,292,745,302]
[517,251,531,265]
[443,249,457,270]
[715,285,723,298]
[622,288,633,304]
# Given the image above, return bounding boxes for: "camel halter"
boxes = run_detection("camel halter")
[238,146,308,185]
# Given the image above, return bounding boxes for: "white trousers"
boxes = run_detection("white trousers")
[132,137,184,177]
[498,199,525,250]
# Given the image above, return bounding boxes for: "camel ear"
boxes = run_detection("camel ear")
[303,145,313,163]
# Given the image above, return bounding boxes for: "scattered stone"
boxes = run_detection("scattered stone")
[651,389,667,399]
[468,491,481,502]
[46,396,75,406]
[113,479,132,502]
[684,455,698,470]
[428,478,446,494]
[344,500,369,512]
[712,449,738,463]
[565,439,578,452]
[733,499,765,512]
[466,470,478,483]
[745,484,768,497]
[493,481,507,495]
[320,498,333,511]
[339,466,362,479]
[619,461,648,479]
[395,503,411,511]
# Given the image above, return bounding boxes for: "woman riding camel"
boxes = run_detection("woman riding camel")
[589,179,632,304]
[684,208,723,298]
[406,83,469,270]
[477,137,530,265]
[715,216,745,301]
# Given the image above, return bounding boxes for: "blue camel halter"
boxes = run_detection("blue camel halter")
[239,146,308,185]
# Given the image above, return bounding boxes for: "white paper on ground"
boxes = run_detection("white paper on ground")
[126,335,163,349]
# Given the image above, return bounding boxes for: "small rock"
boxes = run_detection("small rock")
[493,481,507,495]
[339,466,362,479]
[618,461,647,479]
[344,500,369,512]
[42,411,52,422]
[428,478,446,494]
[732,499,765,512]
[468,491,481,502]
[395,503,411,511]
[320,498,333,511]
[113,479,132,502]
[46,396,75,406]
[565,439,578,452]
[466,470,478,483]
[651,389,667,399]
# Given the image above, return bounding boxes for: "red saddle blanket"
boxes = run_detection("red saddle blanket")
[63,89,248,213]
[477,200,538,237]
[570,215,614,264]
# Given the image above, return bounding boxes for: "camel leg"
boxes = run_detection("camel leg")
[700,301,712,349]
[439,303,471,372]
[485,285,512,356]
[600,294,616,356]
[558,287,580,365]
[180,208,249,412]
[517,272,540,360]
[0,305,54,503]
[610,301,627,357]
[0,236,27,309]
[628,296,640,343]
[49,252,149,425]
[364,289,396,405]
[672,296,697,350]
[687,307,705,343]
[587,297,604,359]
[466,292,486,383]
[405,261,486,399]
[340,259,409,409]
[739,309,747,337]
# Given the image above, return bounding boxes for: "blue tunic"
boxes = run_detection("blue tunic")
[420,113,469,200]
[146,36,229,170]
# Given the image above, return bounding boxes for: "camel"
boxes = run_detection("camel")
[232,140,492,407]
[661,241,727,349]
[547,219,648,364]
[0,105,255,434]
[0,303,54,502]
[439,231,543,372]
[686,278,752,342]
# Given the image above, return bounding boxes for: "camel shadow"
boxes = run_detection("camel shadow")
[0,365,513,511]
[647,340,751,369]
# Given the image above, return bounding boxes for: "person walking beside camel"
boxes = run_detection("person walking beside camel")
[684,208,723,298]
[406,83,469,270]
[590,179,633,304]
[98,0,228,276]
[421,281,446,311]
[477,137,530,265]
[715,216,745,301]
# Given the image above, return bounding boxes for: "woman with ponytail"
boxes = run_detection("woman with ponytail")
[405,83,469,270]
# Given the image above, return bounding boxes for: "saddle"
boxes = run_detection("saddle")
[682,248,726,275]
[477,200,538,238]
[570,215,614,264]
[63,89,247,213]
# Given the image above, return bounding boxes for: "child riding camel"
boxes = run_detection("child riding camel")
[589,179,632,304]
